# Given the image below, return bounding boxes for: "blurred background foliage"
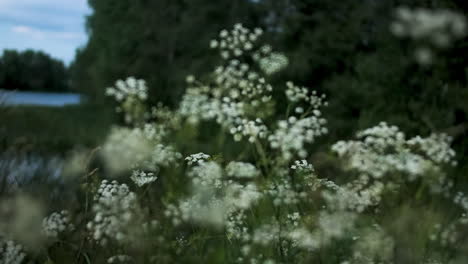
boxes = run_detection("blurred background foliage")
[69,0,468,166]
[1,0,468,163]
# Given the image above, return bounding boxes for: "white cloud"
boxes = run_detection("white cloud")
[0,0,90,63]
[12,25,44,38]
[0,0,89,12]
[11,25,84,40]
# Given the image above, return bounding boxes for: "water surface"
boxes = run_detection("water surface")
[0,90,82,107]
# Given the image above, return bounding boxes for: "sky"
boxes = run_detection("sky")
[0,0,91,64]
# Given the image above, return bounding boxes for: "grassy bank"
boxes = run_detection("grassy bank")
[0,104,115,154]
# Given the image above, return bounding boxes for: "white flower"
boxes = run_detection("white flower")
[291,160,314,172]
[87,180,141,246]
[106,77,148,102]
[226,161,259,178]
[269,115,327,161]
[107,255,132,263]
[331,122,456,193]
[220,29,229,38]
[131,170,158,187]
[0,240,26,264]
[185,153,210,165]
[210,40,218,49]
[101,126,153,173]
[42,210,74,238]
[257,52,289,75]
[186,75,195,83]
[188,161,223,189]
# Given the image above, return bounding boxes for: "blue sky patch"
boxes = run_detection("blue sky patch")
[0,0,91,64]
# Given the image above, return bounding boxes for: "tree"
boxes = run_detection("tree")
[0,49,69,92]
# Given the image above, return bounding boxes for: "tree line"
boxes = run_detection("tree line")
[0,49,69,92]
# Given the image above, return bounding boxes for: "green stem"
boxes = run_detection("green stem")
[254,139,270,175]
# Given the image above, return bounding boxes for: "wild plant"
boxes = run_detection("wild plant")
[0,22,466,264]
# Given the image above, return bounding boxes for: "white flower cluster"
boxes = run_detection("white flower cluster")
[407,133,456,165]
[144,144,182,169]
[42,210,74,238]
[178,92,219,124]
[231,118,268,143]
[252,222,280,246]
[185,153,210,165]
[107,255,133,263]
[322,178,385,213]
[106,77,149,124]
[87,180,139,246]
[151,103,181,127]
[0,240,26,264]
[257,52,289,75]
[252,210,356,252]
[210,23,263,59]
[424,260,444,264]
[268,82,328,160]
[102,124,181,183]
[266,178,306,206]
[269,115,328,160]
[178,24,293,145]
[290,160,314,172]
[285,82,327,107]
[213,62,273,102]
[106,77,148,102]
[188,161,224,189]
[437,192,468,245]
[141,123,168,143]
[226,211,249,241]
[312,211,357,247]
[148,104,182,141]
[286,212,301,227]
[164,194,226,227]
[225,182,262,210]
[101,127,152,173]
[332,122,456,181]
[454,192,468,214]
[226,161,260,178]
[286,227,318,249]
[327,122,456,216]
[166,160,262,228]
[179,91,268,143]
[131,170,157,187]
[391,7,466,45]
[391,7,466,65]
[180,96,255,138]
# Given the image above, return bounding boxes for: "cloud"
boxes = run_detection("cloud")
[12,25,44,39]
[0,0,91,64]
[11,25,84,40]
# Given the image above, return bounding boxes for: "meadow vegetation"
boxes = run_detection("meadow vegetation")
[1,18,468,264]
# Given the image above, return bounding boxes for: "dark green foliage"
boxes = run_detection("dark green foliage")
[71,0,262,105]
[0,104,115,154]
[258,0,468,169]
[0,49,69,92]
